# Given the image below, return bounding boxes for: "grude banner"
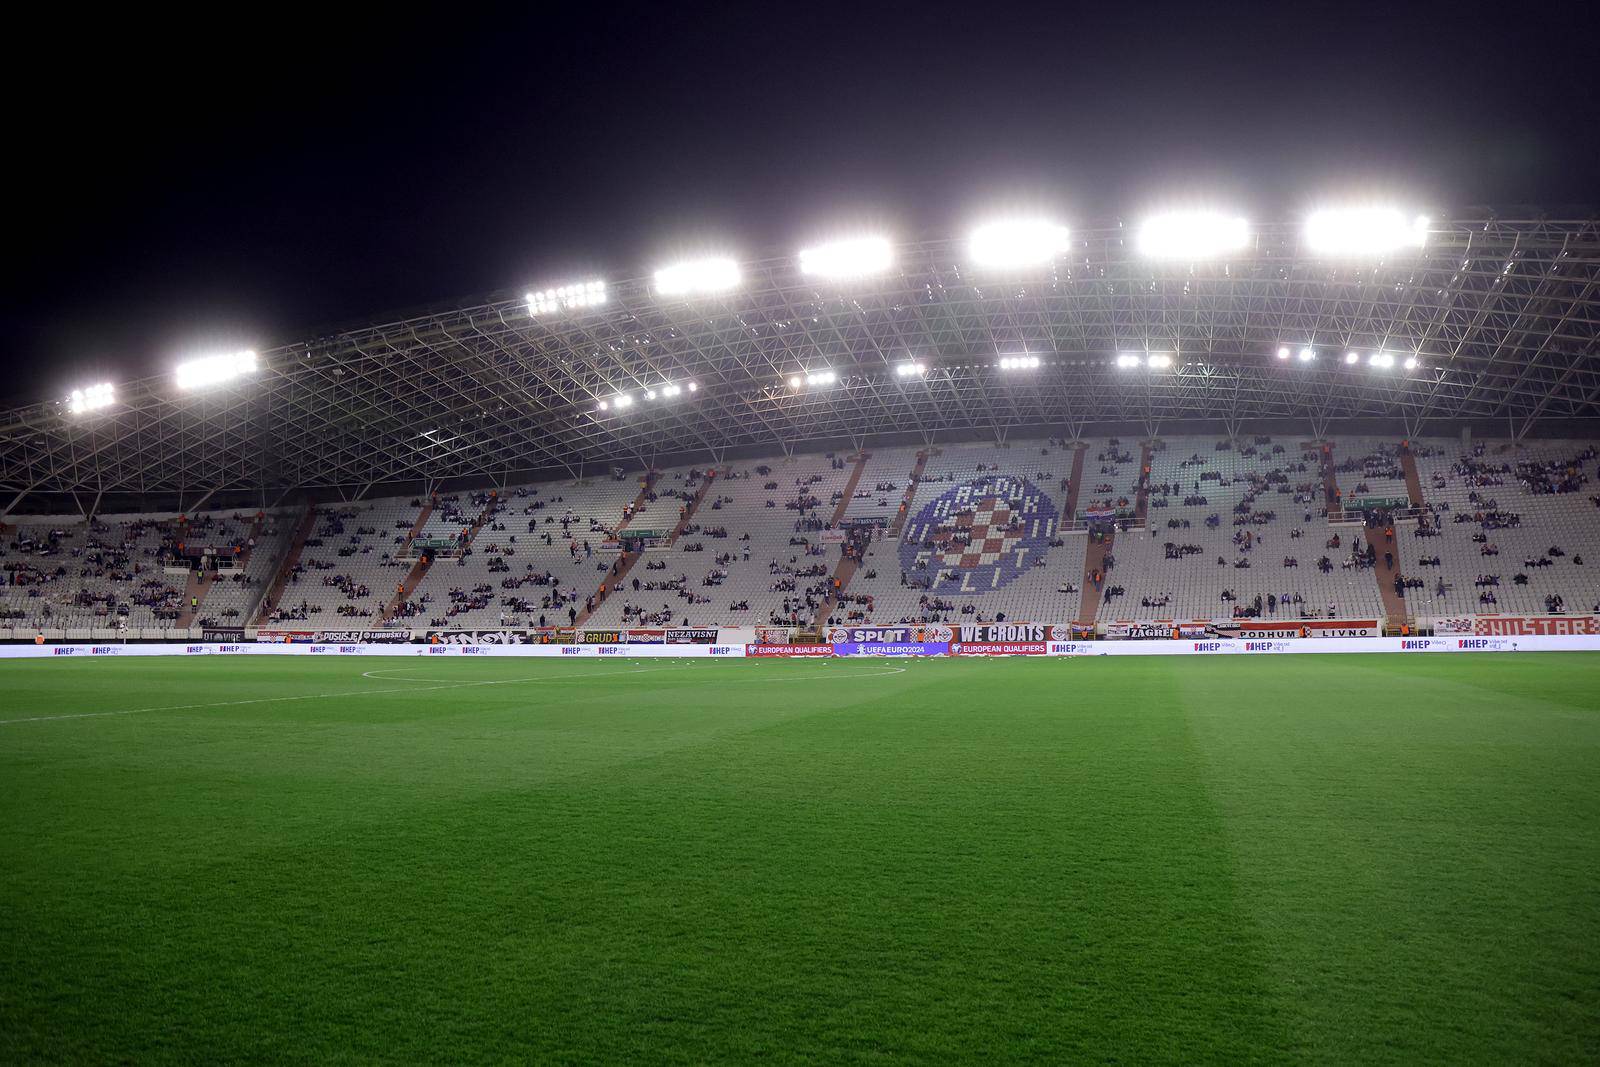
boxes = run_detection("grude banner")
[1467,615,1599,636]
[581,630,623,644]
[666,627,718,644]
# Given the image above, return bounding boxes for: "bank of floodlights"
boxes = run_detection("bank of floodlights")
[654,257,741,296]
[998,355,1040,370]
[67,382,115,415]
[799,236,893,278]
[1136,211,1250,259]
[175,349,257,391]
[527,280,606,314]
[895,361,927,377]
[968,218,1071,268]
[1304,207,1429,256]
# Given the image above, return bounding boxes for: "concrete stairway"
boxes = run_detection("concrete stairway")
[827,453,869,527]
[1400,444,1427,508]
[1062,445,1087,521]
[254,504,317,624]
[1078,532,1113,624]
[1365,524,1411,625]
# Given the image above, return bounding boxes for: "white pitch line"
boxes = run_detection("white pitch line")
[0,663,694,726]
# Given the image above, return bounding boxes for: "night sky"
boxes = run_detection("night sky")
[4,0,1596,407]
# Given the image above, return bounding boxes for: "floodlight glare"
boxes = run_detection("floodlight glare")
[67,382,115,415]
[1304,207,1429,255]
[613,394,634,408]
[788,375,802,389]
[1369,353,1395,369]
[662,384,682,397]
[1403,356,1419,370]
[1116,354,1142,369]
[175,349,257,391]
[1345,351,1361,364]
[654,257,741,296]
[804,370,837,386]
[646,389,658,400]
[1276,346,1291,360]
[597,400,609,411]
[687,381,698,392]
[798,236,893,278]
[1136,212,1250,259]
[1146,354,1173,369]
[527,279,607,314]
[1298,348,1316,362]
[999,356,1040,370]
[895,361,927,377]
[968,218,1071,268]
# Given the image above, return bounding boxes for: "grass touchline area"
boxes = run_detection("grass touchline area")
[2,654,1598,1063]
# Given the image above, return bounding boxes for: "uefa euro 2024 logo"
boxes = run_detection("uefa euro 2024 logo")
[898,476,1058,593]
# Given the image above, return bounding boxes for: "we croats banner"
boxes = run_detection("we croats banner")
[1459,615,1599,636]
[1214,620,1380,639]
[949,623,1055,655]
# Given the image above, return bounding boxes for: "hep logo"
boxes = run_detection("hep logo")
[91,647,117,655]
[709,646,733,655]
[1401,639,1430,650]
[1193,642,1223,652]
[51,647,75,655]
[339,645,359,654]
[309,646,330,653]
[219,645,241,653]
[428,646,449,654]
[598,646,622,655]
[461,647,482,654]
[560,646,583,655]
[185,645,207,654]
[1457,639,1493,649]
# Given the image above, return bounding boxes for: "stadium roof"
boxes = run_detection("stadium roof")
[3,215,1598,512]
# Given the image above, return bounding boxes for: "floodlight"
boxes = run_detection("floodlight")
[895,361,927,377]
[968,218,1071,268]
[804,370,837,386]
[67,382,115,415]
[614,394,634,408]
[1305,208,1428,255]
[662,384,682,397]
[1146,354,1173,369]
[1298,348,1316,362]
[1345,351,1361,365]
[799,236,893,278]
[998,356,1040,370]
[597,400,609,411]
[687,381,698,392]
[527,279,607,314]
[1403,356,1418,370]
[788,375,802,389]
[654,257,740,296]
[1369,353,1394,369]
[175,349,257,390]
[1136,212,1250,259]
[646,389,658,400]
[1116,354,1142,369]
[1276,346,1291,360]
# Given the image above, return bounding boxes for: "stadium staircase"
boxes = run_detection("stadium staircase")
[887,449,931,537]
[175,512,270,627]
[576,470,718,626]
[828,451,869,527]
[1078,532,1111,625]
[1400,444,1427,508]
[1133,443,1154,527]
[1063,444,1087,520]
[1317,442,1341,510]
[1365,524,1411,625]
[380,495,497,624]
[253,503,317,625]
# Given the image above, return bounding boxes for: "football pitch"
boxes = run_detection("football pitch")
[3,654,1598,1063]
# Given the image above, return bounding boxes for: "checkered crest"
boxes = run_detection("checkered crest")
[898,477,1059,594]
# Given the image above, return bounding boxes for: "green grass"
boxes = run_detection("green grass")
[2,654,1599,1064]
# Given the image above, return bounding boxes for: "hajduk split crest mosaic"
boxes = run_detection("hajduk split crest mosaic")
[898,476,1059,593]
